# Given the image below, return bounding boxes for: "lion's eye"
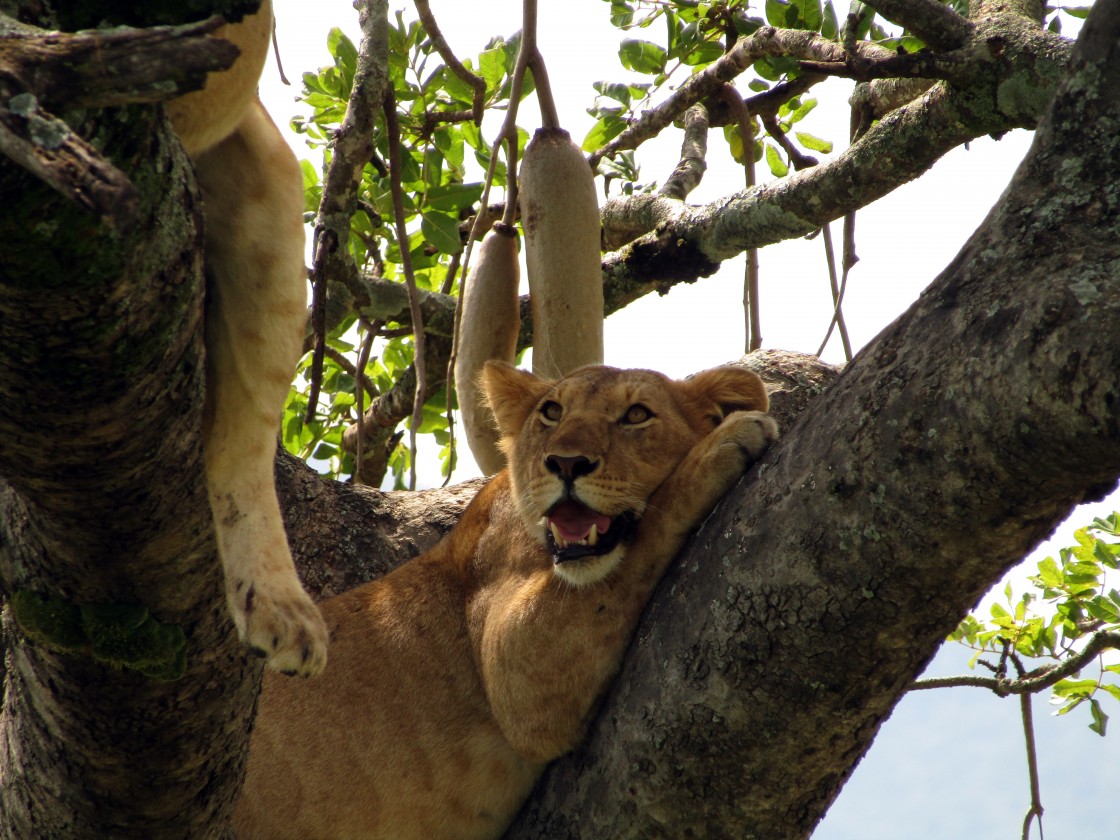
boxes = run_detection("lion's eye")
[621,404,654,426]
[540,400,563,424]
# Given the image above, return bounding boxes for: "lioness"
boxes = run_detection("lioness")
[166,1,328,675]
[233,361,778,839]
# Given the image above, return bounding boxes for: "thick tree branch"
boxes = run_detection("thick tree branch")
[598,8,1069,294]
[590,27,892,166]
[799,43,976,82]
[509,3,1120,835]
[600,23,1068,287]
[0,15,237,228]
[657,103,709,201]
[861,0,973,50]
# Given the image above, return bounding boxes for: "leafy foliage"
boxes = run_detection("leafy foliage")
[282,20,528,486]
[950,513,1120,735]
[276,0,955,486]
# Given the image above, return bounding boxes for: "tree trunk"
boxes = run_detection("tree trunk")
[506,4,1120,837]
[2,2,1119,839]
[0,103,257,839]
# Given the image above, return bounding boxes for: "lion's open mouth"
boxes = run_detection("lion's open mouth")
[544,499,635,563]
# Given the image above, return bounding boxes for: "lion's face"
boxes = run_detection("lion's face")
[482,362,768,585]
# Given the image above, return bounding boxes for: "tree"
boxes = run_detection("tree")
[1,0,1119,838]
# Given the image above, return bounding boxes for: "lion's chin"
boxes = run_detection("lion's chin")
[542,502,636,586]
[551,544,628,587]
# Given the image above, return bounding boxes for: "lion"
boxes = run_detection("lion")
[165,1,328,676]
[232,360,778,839]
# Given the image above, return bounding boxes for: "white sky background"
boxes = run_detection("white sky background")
[263,1,1120,836]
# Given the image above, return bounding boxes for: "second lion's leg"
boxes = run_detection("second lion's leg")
[193,101,327,676]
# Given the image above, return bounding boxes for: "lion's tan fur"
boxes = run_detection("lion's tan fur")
[233,362,777,839]
[168,2,328,675]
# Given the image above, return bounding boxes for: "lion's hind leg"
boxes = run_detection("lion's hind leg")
[193,101,327,676]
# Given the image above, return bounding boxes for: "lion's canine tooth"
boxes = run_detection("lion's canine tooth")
[549,521,566,547]
[588,523,599,546]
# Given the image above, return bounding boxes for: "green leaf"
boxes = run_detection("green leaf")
[583,115,627,151]
[1060,5,1092,18]
[594,80,633,106]
[795,131,833,153]
[790,0,823,31]
[821,0,839,39]
[787,98,818,124]
[765,144,788,177]
[425,182,483,213]
[618,39,668,74]
[461,120,484,152]
[433,127,465,170]
[421,211,462,255]
[610,0,635,27]
[1089,698,1109,736]
[1035,556,1063,588]
[754,54,801,81]
[1085,596,1120,624]
[479,45,506,92]
[765,0,796,27]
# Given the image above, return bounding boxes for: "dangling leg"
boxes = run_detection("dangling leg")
[193,101,327,676]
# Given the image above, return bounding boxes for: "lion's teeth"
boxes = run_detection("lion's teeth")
[549,521,566,547]
[588,523,599,546]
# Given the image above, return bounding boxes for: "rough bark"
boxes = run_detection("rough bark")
[506,3,1120,836]
[0,6,261,837]
[1,1,1117,838]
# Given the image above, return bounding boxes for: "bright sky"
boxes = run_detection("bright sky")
[263,2,1119,836]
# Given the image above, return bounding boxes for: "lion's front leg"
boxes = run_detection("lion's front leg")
[193,102,327,676]
[632,410,778,568]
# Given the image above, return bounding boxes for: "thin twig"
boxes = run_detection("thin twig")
[353,324,377,485]
[439,250,461,296]
[413,0,486,124]
[589,27,890,167]
[720,86,761,352]
[305,231,330,423]
[445,12,533,481]
[1011,653,1045,840]
[816,223,853,360]
[322,344,379,399]
[910,630,1120,695]
[270,13,290,86]
[761,113,818,171]
[384,92,427,491]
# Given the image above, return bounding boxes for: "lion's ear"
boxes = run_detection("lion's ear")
[481,361,552,438]
[682,366,769,418]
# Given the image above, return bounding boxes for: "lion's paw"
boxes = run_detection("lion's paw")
[227,575,328,677]
[722,410,779,460]
[708,410,779,484]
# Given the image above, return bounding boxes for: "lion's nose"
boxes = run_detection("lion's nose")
[544,454,598,480]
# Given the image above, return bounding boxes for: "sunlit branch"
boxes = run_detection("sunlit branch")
[909,631,1120,696]
[860,0,973,50]
[589,26,892,167]
[658,103,709,201]
[412,0,486,124]
[305,0,390,422]
[0,14,236,228]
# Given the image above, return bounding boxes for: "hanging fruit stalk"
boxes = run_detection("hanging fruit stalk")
[453,222,521,475]
[520,126,604,379]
